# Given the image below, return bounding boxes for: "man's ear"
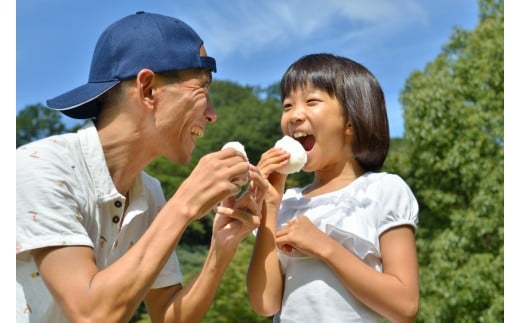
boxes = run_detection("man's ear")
[135,69,156,106]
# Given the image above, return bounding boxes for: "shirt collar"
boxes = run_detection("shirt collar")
[77,120,141,203]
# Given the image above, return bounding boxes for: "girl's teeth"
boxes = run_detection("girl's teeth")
[293,132,307,138]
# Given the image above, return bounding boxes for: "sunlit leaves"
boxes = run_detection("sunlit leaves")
[399,0,503,321]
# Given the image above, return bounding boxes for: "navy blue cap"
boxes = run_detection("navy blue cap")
[47,11,217,119]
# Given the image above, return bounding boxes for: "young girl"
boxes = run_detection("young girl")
[247,53,419,323]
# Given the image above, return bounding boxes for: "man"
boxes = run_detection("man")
[16,11,266,322]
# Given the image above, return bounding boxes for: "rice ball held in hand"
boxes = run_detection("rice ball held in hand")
[274,135,307,174]
[247,53,419,323]
[222,141,250,186]
[222,141,248,161]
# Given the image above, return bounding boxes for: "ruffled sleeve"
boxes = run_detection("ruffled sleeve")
[275,173,419,271]
[376,174,419,235]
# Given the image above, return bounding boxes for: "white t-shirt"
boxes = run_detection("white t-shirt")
[274,172,419,323]
[16,121,183,323]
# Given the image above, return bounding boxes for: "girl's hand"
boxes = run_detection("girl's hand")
[275,215,326,258]
[256,148,291,207]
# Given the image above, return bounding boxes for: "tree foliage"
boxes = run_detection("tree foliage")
[16,2,504,318]
[202,236,271,323]
[16,103,67,147]
[399,0,503,321]
[145,80,294,246]
[16,103,87,148]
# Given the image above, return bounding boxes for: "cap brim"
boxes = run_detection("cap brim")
[200,56,216,73]
[47,81,120,119]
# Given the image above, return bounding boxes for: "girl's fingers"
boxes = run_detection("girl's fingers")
[257,148,291,175]
[247,166,269,203]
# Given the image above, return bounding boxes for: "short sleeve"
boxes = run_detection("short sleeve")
[151,250,184,289]
[16,140,93,256]
[377,174,419,235]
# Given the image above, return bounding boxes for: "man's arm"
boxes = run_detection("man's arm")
[32,150,252,322]
[32,202,191,323]
[145,167,267,323]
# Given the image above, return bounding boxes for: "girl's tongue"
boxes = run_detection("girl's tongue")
[297,135,315,151]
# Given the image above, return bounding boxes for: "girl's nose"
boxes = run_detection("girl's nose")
[289,105,305,123]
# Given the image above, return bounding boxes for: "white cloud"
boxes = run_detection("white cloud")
[192,0,428,58]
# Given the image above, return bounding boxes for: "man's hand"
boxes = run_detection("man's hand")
[171,148,250,222]
[212,165,268,248]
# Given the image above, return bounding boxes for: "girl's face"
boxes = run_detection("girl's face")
[281,85,351,172]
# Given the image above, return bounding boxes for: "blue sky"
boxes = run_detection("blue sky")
[16,0,481,138]
[9,1,519,318]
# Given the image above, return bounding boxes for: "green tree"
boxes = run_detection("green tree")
[146,80,287,246]
[16,80,315,322]
[203,236,271,323]
[400,0,503,321]
[16,103,67,147]
[200,80,284,165]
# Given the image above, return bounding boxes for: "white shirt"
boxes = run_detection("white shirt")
[16,121,183,323]
[274,172,419,323]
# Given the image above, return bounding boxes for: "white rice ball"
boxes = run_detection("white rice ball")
[274,136,307,174]
[222,141,249,186]
[222,141,248,161]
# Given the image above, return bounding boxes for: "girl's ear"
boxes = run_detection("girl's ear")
[345,122,354,136]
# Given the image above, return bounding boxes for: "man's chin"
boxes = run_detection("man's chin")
[177,154,192,165]
[164,150,192,165]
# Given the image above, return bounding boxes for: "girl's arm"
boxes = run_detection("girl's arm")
[246,148,290,317]
[276,217,419,323]
[247,202,285,317]
[321,226,419,323]
[145,165,267,323]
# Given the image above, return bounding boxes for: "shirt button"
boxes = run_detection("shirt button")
[112,216,120,224]
[114,200,122,208]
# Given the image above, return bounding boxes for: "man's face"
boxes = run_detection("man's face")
[152,67,216,165]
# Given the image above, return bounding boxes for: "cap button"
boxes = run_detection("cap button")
[136,11,145,14]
